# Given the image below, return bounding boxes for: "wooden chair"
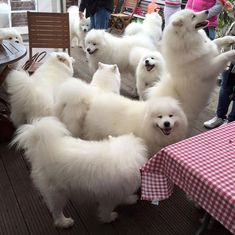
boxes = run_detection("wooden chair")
[109,0,139,33]
[27,11,70,72]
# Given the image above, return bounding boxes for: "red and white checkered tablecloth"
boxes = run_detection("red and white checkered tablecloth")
[140,122,235,234]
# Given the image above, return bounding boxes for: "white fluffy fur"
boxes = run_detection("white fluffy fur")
[147,9,235,126]
[0,27,23,44]
[90,62,121,94]
[136,51,165,100]
[12,117,147,227]
[124,12,163,46]
[6,52,74,127]
[85,29,157,73]
[55,81,188,157]
[68,5,91,49]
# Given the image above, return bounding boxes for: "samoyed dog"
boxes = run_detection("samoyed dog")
[124,12,163,45]
[136,51,165,100]
[85,29,157,73]
[68,6,90,49]
[55,80,188,156]
[148,9,235,126]
[0,27,23,44]
[6,52,74,127]
[90,62,121,94]
[12,117,148,227]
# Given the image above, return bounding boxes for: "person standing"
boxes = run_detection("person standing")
[164,0,182,26]
[79,0,114,30]
[186,0,223,40]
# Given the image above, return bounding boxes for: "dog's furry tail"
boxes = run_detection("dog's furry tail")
[11,117,70,161]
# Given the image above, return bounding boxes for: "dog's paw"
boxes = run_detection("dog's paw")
[124,194,138,205]
[54,217,74,228]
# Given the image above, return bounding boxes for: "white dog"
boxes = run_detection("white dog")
[136,51,165,100]
[90,62,121,94]
[0,27,23,44]
[6,52,74,127]
[55,80,188,157]
[148,9,235,126]
[68,6,90,49]
[124,12,163,46]
[12,117,148,227]
[85,29,157,73]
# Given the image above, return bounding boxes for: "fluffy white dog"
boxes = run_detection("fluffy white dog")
[55,80,188,156]
[90,62,121,94]
[0,27,23,44]
[136,51,165,100]
[68,5,91,49]
[148,9,235,126]
[6,52,74,127]
[12,117,148,227]
[85,29,157,73]
[124,12,163,46]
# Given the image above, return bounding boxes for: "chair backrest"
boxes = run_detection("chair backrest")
[27,11,70,63]
[122,0,139,15]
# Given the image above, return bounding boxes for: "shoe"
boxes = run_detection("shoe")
[203,116,225,129]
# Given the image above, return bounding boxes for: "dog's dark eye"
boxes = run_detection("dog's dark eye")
[8,37,12,40]
[93,43,96,46]
[192,15,196,19]
[158,115,162,118]
[151,57,154,60]
[169,114,173,117]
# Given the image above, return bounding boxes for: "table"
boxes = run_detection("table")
[0,40,27,84]
[140,122,235,234]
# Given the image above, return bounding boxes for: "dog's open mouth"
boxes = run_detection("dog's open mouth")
[145,64,155,71]
[195,21,208,29]
[87,48,98,55]
[159,127,172,135]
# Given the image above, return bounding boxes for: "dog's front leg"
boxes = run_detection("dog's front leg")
[213,36,235,51]
[210,50,235,77]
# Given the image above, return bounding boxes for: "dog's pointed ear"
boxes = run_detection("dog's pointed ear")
[172,18,183,27]
[98,62,103,69]
[112,64,118,72]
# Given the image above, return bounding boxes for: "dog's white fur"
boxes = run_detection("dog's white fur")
[85,29,157,73]
[0,27,23,44]
[148,9,235,126]
[55,80,188,156]
[124,12,163,45]
[68,5,90,49]
[136,51,165,100]
[90,62,121,94]
[6,52,74,127]
[12,117,148,227]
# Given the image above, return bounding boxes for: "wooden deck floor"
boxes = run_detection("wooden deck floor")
[0,46,232,235]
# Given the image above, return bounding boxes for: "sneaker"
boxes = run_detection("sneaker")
[203,116,225,129]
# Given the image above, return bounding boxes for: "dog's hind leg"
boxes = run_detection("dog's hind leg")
[41,189,74,228]
[97,199,119,223]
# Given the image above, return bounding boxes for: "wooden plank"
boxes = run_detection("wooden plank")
[0,155,29,235]
[0,145,60,235]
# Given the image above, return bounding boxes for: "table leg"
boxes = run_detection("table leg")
[195,212,211,235]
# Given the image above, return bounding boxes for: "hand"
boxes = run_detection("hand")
[79,11,84,19]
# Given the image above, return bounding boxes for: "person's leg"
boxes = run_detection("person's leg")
[216,70,233,119]
[207,27,216,40]
[90,15,95,29]
[228,101,235,122]
[93,7,111,29]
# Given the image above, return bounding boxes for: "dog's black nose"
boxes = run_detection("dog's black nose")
[164,121,170,128]
[87,48,90,52]
[205,10,209,15]
[145,60,149,65]
[84,29,87,32]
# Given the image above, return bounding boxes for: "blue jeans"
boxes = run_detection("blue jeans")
[90,7,111,30]
[216,69,235,122]
[203,27,216,40]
